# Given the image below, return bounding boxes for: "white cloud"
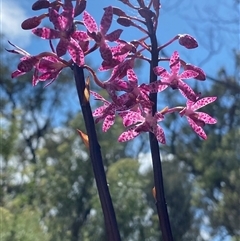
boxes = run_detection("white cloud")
[1,1,32,47]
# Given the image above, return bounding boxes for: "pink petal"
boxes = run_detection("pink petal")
[105,29,123,42]
[100,6,113,35]
[118,127,140,142]
[100,43,112,61]
[114,79,130,91]
[83,11,98,33]
[32,27,60,39]
[56,38,68,57]
[184,64,206,80]
[18,57,38,72]
[127,69,137,84]
[99,59,121,71]
[153,66,168,78]
[72,30,89,41]
[178,81,197,101]
[109,61,129,81]
[38,57,58,71]
[119,111,143,127]
[180,70,199,79]
[92,106,108,117]
[169,51,180,74]
[62,1,74,28]
[197,112,217,124]
[192,97,217,111]
[49,8,68,31]
[102,114,115,132]
[116,93,131,106]
[187,117,207,140]
[67,38,84,66]
[12,70,26,78]
[38,71,61,87]
[90,91,107,101]
[147,81,167,93]
[153,125,166,144]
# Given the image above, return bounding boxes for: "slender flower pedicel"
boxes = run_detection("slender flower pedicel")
[8,0,217,241]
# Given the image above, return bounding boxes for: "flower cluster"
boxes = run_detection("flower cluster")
[7,0,217,142]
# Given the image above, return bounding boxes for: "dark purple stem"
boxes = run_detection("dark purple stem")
[146,17,174,241]
[73,64,121,241]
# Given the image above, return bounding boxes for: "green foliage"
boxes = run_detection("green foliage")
[0,207,50,241]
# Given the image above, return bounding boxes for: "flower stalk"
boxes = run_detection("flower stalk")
[73,64,121,241]
[146,14,173,241]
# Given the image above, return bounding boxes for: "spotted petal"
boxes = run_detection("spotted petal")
[169,51,180,74]
[197,112,217,124]
[92,106,107,117]
[118,127,140,142]
[100,6,113,35]
[56,38,68,57]
[91,91,109,102]
[153,66,170,78]
[192,97,217,111]
[178,81,197,101]
[67,38,84,66]
[153,125,166,144]
[187,117,207,140]
[49,8,67,31]
[102,114,115,132]
[72,31,89,41]
[146,81,168,93]
[119,111,143,127]
[127,68,137,85]
[105,29,123,42]
[100,43,112,61]
[83,11,98,33]
[18,56,38,72]
[32,27,60,39]
[180,70,199,79]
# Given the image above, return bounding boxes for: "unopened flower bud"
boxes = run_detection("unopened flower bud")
[21,16,42,30]
[178,34,198,49]
[32,0,50,11]
[117,17,133,27]
[111,7,127,17]
[74,0,86,17]
[138,8,155,19]
[184,63,206,80]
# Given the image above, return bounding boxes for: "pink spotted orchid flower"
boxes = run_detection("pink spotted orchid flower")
[91,91,119,132]
[32,0,85,66]
[179,97,217,139]
[83,6,123,62]
[6,41,67,86]
[152,51,199,101]
[118,108,166,144]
